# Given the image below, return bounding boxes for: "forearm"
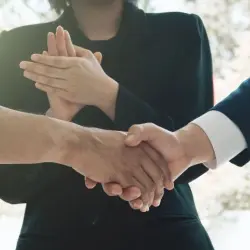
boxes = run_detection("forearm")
[0,106,75,164]
[97,76,119,121]
[175,123,215,167]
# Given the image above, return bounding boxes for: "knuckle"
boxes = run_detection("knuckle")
[146,122,155,127]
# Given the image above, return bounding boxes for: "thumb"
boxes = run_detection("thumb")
[43,51,49,55]
[125,123,161,147]
[85,177,97,189]
[125,124,144,147]
[74,45,89,57]
[94,52,103,64]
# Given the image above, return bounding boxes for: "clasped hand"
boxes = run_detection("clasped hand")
[19,26,182,212]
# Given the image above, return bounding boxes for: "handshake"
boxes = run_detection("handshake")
[53,121,213,212]
[17,27,204,212]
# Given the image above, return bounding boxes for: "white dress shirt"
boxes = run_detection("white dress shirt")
[192,111,247,169]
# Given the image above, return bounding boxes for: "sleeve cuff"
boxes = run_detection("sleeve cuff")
[192,111,247,169]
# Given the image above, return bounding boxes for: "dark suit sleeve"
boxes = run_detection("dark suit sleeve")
[211,78,250,166]
[0,30,74,204]
[114,85,174,130]
[114,14,214,183]
[169,14,214,183]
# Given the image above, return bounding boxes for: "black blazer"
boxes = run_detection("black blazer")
[212,77,250,166]
[0,3,214,250]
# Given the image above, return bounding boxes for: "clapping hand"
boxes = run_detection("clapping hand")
[20,26,118,120]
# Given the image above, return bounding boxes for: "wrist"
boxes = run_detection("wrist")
[42,117,84,165]
[46,108,78,122]
[97,77,118,120]
[36,116,68,164]
[174,123,215,167]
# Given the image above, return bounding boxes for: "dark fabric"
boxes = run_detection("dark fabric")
[212,77,250,166]
[0,3,214,250]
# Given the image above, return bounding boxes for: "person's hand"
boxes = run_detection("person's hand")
[44,26,80,121]
[58,126,169,212]
[19,37,118,119]
[87,123,191,210]
[42,26,103,121]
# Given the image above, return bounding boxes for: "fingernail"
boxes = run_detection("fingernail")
[111,187,122,196]
[126,133,136,143]
[19,62,27,69]
[57,25,63,31]
[141,205,149,213]
[154,200,161,207]
[165,180,174,190]
[31,54,40,61]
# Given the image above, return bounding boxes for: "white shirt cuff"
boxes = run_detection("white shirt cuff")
[192,111,247,169]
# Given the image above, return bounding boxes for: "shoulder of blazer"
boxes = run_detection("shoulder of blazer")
[144,12,206,47]
[0,20,58,50]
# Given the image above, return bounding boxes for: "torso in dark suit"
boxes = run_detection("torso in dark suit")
[0,3,214,250]
[213,77,250,166]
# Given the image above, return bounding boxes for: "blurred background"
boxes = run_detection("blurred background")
[0,0,250,249]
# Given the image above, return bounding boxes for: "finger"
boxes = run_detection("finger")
[140,143,165,207]
[74,45,92,57]
[64,30,76,57]
[141,142,169,193]
[47,32,58,56]
[128,178,149,212]
[164,167,175,191]
[115,173,149,212]
[133,168,154,212]
[102,183,123,196]
[118,186,141,201]
[20,62,66,80]
[35,82,56,93]
[138,158,158,209]
[125,123,163,147]
[35,82,67,96]
[140,142,165,186]
[129,198,143,210]
[85,177,97,189]
[36,52,49,87]
[125,124,144,147]
[93,52,103,64]
[152,190,164,207]
[56,26,68,56]
[23,70,65,89]
[30,54,73,68]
